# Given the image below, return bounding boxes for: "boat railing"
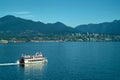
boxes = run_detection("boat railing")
[21,52,44,59]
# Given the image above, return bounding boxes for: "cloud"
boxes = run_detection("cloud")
[13,11,31,15]
[10,11,37,21]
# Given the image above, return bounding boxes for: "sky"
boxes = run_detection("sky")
[0,0,120,27]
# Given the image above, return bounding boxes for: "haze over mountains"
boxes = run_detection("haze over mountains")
[0,15,120,34]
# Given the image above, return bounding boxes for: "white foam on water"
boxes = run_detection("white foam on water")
[0,63,18,66]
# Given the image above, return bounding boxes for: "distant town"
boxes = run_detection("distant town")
[0,33,120,44]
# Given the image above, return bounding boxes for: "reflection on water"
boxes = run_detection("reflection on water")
[19,63,46,71]
[18,63,47,80]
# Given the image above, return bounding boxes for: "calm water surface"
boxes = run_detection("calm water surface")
[0,42,120,80]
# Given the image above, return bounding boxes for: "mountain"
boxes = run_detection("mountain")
[0,15,76,34]
[0,15,120,35]
[75,20,120,34]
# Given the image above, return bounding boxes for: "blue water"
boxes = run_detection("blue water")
[0,42,120,80]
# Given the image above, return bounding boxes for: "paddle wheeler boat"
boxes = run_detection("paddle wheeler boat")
[17,52,47,64]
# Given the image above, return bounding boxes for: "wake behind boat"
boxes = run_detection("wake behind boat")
[0,63,18,66]
[17,52,48,64]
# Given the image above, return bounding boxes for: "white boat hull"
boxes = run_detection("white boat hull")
[24,59,47,64]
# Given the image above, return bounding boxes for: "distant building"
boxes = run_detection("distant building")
[0,40,8,44]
